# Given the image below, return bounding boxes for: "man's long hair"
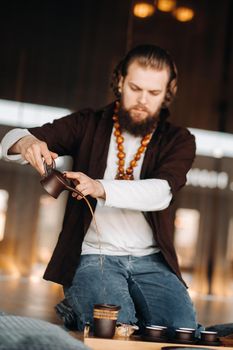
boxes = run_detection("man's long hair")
[111,44,178,109]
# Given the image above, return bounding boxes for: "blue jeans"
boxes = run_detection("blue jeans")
[64,253,198,333]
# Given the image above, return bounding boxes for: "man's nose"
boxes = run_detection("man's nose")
[137,91,147,105]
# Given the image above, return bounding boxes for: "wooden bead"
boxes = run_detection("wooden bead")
[114,129,121,137]
[118,151,125,159]
[126,168,133,174]
[130,160,137,167]
[117,144,124,151]
[144,134,152,140]
[116,173,124,180]
[138,146,145,153]
[141,138,150,146]
[135,154,141,161]
[125,174,134,180]
[117,136,124,144]
[113,102,153,181]
[118,159,125,166]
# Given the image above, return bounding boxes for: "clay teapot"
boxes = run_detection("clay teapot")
[40,161,83,199]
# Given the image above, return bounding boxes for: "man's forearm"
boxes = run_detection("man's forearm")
[98,179,172,212]
[8,136,28,155]
[1,129,31,163]
[1,129,58,174]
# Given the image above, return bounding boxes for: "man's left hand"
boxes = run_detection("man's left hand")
[64,171,106,200]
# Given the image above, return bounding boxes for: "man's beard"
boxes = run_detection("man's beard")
[117,103,161,137]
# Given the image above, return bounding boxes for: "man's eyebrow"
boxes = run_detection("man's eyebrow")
[129,82,141,89]
[129,82,162,93]
[149,88,162,93]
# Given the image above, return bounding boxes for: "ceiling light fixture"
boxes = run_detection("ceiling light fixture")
[133,1,155,18]
[132,0,195,22]
[157,0,176,12]
[173,6,194,22]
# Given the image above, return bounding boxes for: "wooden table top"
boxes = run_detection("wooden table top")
[70,332,233,350]
[84,337,233,350]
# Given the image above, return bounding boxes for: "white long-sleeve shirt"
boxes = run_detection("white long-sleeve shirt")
[1,128,172,256]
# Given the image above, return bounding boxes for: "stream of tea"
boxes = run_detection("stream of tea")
[79,194,133,325]
[81,195,106,302]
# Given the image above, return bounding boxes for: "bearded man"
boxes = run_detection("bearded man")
[1,44,199,333]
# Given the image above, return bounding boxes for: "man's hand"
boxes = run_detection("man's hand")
[64,171,106,200]
[9,135,58,175]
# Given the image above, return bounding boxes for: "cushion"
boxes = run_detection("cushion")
[0,315,90,350]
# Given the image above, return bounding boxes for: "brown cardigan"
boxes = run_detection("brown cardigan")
[29,102,196,287]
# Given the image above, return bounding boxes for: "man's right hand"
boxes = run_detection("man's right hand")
[9,135,58,175]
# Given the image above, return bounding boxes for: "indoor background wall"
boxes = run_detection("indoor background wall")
[0,0,232,131]
[0,0,232,297]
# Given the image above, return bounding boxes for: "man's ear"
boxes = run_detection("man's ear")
[118,76,124,93]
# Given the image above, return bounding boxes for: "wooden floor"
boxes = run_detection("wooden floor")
[0,275,63,324]
[1,274,233,327]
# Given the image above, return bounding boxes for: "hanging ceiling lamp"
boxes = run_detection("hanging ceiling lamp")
[157,0,176,12]
[132,0,195,22]
[172,1,195,22]
[173,6,194,22]
[133,1,156,18]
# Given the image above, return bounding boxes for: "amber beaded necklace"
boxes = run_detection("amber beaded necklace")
[113,101,153,180]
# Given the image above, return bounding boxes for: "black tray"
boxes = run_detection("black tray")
[141,335,167,343]
[162,347,216,350]
[173,338,197,345]
[197,340,221,346]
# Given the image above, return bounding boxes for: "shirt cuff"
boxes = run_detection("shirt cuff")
[1,128,31,164]
[96,197,106,207]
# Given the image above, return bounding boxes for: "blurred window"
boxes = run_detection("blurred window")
[0,99,71,127]
[1,99,233,159]
[174,208,200,269]
[226,218,233,263]
[0,189,9,241]
[35,193,67,265]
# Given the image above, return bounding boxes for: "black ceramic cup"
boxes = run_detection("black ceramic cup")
[93,304,121,338]
[175,329,194,341]
[200,331,218,343]
[179,327,195,333]
[144,325,167,338]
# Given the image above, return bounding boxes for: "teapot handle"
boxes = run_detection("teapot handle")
[43,159,56,176]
